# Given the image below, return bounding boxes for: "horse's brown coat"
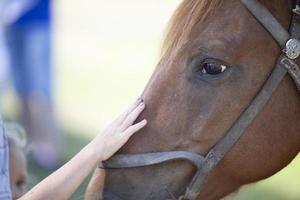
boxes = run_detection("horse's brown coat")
[105,0,300,199]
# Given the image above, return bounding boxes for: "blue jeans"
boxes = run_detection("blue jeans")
[5,23,52,100]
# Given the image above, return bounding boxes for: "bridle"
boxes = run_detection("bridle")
[99,0,300,199]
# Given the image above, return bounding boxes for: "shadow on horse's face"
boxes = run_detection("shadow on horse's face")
[105,0,300,199]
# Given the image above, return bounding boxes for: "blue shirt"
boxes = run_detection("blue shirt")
[0,118,11,200]
[14,0,51,26]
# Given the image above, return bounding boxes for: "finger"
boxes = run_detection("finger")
[121,102,145,130]
[115,98,142,124]
[123,119,147,138]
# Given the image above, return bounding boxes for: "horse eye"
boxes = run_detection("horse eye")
[202,62,227,75]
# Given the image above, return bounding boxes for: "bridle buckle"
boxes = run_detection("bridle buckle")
[283,38,300,59]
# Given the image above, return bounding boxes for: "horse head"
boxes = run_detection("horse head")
[104,0,300,199]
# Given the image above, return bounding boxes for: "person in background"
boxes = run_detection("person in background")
[4,0,59,168]
[6,123,28,200]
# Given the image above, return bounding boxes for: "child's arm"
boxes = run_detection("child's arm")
[84,169,106,200]
[19,99,147,200]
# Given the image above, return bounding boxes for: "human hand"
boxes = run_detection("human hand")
[90,98,147,162]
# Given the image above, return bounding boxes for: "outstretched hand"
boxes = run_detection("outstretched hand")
[90,98,147,162]
[85,99,147,200]
[20,99,147,200]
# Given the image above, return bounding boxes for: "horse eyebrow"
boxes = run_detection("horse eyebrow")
[195,47,233,68]
[197,46,231,61]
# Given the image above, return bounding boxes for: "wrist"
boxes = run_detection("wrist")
[85,140,106,163]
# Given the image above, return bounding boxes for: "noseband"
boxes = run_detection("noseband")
[99,0,300,199]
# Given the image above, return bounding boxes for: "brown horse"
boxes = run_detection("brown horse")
[104,0,300,199]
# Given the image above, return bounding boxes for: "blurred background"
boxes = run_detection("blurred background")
[0,0,299,199]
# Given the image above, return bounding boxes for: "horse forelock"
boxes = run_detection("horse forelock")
[161,0,224,60]
[161,0,286,62]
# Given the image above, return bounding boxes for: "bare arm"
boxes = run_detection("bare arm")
[19,99,146,200]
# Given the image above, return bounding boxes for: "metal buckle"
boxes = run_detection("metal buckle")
[283,38,300,60]
[280,57,300,92]
[280,57,298,71]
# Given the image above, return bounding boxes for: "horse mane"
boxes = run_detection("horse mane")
[161,0,284,59]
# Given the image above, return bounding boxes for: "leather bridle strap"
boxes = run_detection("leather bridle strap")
[99,151,205,169]
[241,0,300,92]
[99,1,300,200]
[241,0,290,48]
